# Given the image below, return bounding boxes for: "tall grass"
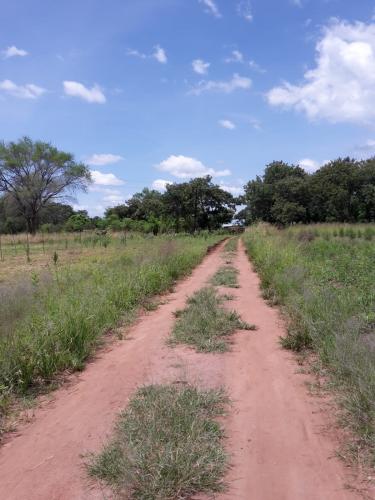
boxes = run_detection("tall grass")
[0,234,222,431]
[243,224,375,461]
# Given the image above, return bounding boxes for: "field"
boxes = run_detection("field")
[1,225,374,499]
[243,223,375,461]
[0,230,222,433]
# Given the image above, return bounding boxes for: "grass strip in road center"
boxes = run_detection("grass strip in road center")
[170,287,255,352]
[211,265,239,288]
[88,384,228,499]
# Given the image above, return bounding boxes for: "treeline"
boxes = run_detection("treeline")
[1,137,375,234]
[0,176,236,234]
[242,158,375,226]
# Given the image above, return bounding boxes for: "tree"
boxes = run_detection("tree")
[163,176,235,232]
[244,161,308,225]
[308,158,360,222]
[64,212,91,232]
[0,137,91,233]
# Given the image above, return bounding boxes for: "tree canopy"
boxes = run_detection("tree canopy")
[0,137,91,233]
[243,158,375,225]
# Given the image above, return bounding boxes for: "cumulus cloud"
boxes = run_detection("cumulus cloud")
[298,158,322,173]
[199,0,221,18]
[267,20,375,124]
[152,179,172,191]
[91,170,125,186]
[237,1,253,22]
[2,45,28,58]
[0,79,45,99]
[219,182,244,195]
[87,154,124,166]
[219,119,236,130]
[189,73,251,95]
[192,59,210,75]
[153,45,167,64]
[156,155,231,179]
[63,81,106,103]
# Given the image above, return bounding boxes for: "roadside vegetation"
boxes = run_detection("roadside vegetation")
[244,223,375,462]
[88,384,228,499]
[0,234,222,436]
[170,287,254,352]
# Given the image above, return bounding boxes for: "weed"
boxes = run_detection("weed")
[170,287,254,352]
[211,266,239,288]
[87,384,228,499]
[224,237,238,253]
[244,223,375,461]
[0,234,223,432]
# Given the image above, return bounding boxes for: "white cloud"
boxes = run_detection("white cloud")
[87,154,124,166]
[126,48,147,59]
[219,119,236,130]
[192,59,210,75]
[91,170,125,186]
[225,50,265,73]
[0,79,45,99]
[355,139,375,155]
[189,73,251,95]
[103,191,124,205]
[63,81,106,103]
[225,50,244,63]
[199,0,221,18]
[219,182,244,195]
[267,20,375,124]
[291,0,303,6]
[127,46,167,64]
[156,155,231,179]
[298,158,322,173]
[2,45,28,58]
[237,1,253,22]
[152,179,172,191]
[153,45,167,64]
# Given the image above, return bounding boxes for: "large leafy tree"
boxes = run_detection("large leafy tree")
[244,161,308,225]
[163,176,235,232]
[308,158,360,222]
[0,137,91,233]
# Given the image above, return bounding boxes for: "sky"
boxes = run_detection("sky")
[1,0,375,215]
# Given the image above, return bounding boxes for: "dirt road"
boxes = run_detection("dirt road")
[0,240,361,499]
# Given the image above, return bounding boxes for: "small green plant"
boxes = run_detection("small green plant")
[53,251,59,266]
[87,384,228,499]
[170,287,255,352]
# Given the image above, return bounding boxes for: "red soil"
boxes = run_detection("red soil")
[0,240,366,499]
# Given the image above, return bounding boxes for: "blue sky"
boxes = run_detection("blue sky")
[1,0,375,214]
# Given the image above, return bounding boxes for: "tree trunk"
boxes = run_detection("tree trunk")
[26,215,38,235]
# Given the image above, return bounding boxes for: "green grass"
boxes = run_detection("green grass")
[0,234,222,434]
[211,266,239,288]
[87,384,228,500]
[223,237,238,253]
[243,223,375,462]
[170,287,255,352]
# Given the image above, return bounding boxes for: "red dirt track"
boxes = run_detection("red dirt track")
[0,239,363,499]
